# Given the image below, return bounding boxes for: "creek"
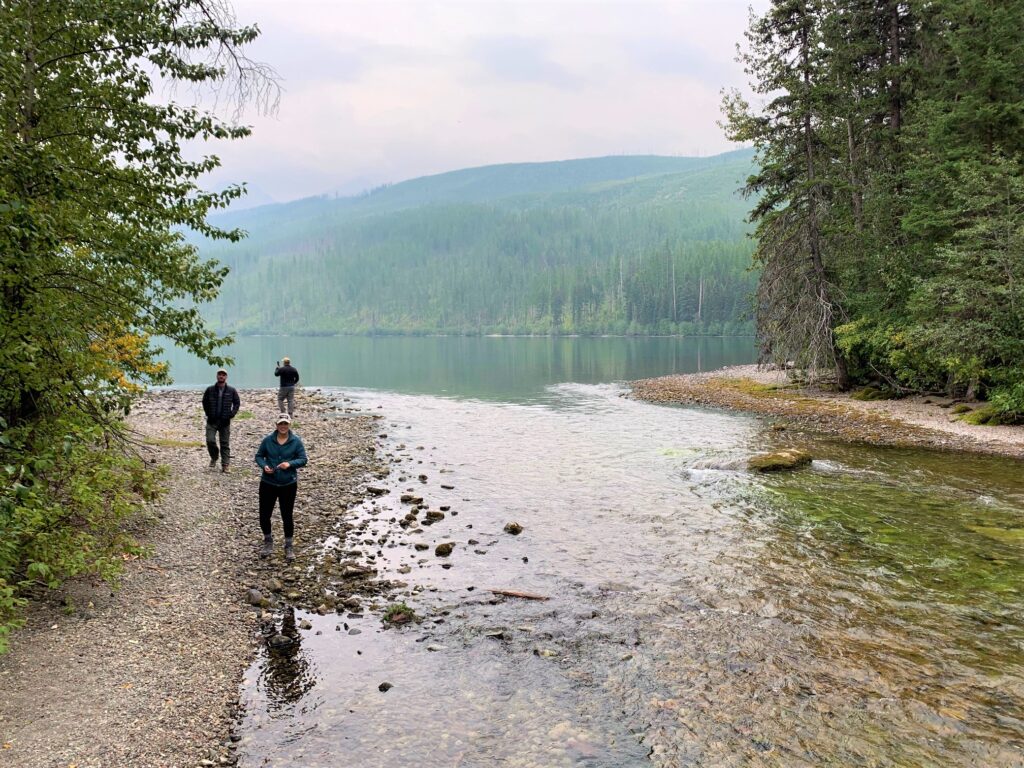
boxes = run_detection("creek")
[164,336,1024,766]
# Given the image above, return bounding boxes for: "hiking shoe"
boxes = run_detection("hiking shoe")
[209,458,217,469]
[284,540,295,563]
[260,538,274,559]
[221,464,230,474]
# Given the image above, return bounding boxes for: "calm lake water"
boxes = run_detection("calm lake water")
[162,337,1024,767]
[160,335,756,400]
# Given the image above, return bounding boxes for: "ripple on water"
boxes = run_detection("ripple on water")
[236,387,1024,767]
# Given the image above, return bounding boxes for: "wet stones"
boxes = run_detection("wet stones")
[435,542,455,557]
[503,521,524,535]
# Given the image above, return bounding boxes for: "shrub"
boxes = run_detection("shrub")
[0,414,163,651]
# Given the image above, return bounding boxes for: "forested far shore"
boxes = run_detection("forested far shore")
[197,152,758,336]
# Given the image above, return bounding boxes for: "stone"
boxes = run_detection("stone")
[435,542,455,557]
[503,522,523,535]
[378,681,393,692]
[246,589,264,606]
[747,449,812,472]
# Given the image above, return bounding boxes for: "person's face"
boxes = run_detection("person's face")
[216,372,227,385]
[276,421,290,435]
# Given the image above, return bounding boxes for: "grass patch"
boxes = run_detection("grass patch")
[950,403,973,415]
[235,411,255,420]
[959,405,1012,425]
[382,602,417,625]
[143,437,204,448]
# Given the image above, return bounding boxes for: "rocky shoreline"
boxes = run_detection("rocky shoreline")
[630,364,1024,459]
[0,388,388,768]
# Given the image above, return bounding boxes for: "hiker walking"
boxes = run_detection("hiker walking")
[202,368,240,472]
[254,413,308,561]
[274,356,300,417]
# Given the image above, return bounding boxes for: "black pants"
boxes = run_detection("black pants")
[259,482,297,539]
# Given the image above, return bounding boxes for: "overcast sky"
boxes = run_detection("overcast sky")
[205,0,767,203]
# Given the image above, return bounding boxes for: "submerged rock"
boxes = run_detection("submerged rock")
[747,449,812,472]
[435,542,455,557]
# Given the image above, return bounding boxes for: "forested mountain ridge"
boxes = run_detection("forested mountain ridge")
[199,150,757,335]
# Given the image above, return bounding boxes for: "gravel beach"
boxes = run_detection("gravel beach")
[631,364,1024,458]
[0,388,384,768]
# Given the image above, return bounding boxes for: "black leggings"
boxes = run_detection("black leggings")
[259,482,297,539]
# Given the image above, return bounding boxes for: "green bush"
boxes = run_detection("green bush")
[0,414,163,652]
[988,378,1024,424]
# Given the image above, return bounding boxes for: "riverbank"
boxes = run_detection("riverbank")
[630,364,1024,458]
[0,389,386,768]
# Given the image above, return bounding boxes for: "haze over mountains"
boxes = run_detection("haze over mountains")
[199,148,757,335]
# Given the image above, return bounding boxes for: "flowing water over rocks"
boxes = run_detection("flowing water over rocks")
[235,383,1024,767]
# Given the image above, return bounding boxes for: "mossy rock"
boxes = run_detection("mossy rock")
[968,525,1024,544]
[851,386,892,401]
[961,406,1000,425]
[748,449,813,472]
[949,403,973,415]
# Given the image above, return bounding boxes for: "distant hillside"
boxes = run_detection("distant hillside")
[199,149,758,335]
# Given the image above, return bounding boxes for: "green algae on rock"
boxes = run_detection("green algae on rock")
[748,449,813,472]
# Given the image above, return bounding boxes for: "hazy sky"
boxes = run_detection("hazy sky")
[206,0,767,203]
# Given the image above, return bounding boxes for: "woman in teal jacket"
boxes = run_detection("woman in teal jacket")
[254,414,308,561]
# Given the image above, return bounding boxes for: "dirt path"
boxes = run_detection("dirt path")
[630,364,1024,459]
[0,389,383,768]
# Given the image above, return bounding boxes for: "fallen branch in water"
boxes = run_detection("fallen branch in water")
[490,589,549,601]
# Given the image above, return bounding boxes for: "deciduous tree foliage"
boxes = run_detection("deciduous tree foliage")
[726,0,1024,415]
[0,0,271,649]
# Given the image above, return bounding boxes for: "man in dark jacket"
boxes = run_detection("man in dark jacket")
[202,368,241,472]
[274,356,300,417]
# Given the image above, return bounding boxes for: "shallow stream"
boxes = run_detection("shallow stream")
[232,381,1024,767]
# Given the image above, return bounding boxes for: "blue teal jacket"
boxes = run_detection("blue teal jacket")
[254,431,308,486]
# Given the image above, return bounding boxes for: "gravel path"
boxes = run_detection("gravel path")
[631,364,1024,458]
[0,389,382,768]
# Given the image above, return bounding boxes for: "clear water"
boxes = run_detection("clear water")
[166,338,1024,767]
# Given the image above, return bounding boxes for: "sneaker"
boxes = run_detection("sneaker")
[260,538,274,559]
[284,539,295,562]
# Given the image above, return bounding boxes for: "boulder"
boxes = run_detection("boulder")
[748,449,812,472]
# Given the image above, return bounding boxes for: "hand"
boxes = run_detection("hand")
[277,462,290,470]
[263,464,274,474]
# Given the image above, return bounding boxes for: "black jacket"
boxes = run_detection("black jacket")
[202,384,240,425]
[274,364,300,387]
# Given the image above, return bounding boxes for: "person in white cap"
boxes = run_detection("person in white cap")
[274,356,300,417]
[254,413,308,561]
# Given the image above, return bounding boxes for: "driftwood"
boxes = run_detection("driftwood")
[489,589,549,601]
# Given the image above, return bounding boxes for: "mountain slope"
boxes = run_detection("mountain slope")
[199,150,757,335]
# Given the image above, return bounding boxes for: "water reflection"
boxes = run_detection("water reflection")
[260,607,316,711]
